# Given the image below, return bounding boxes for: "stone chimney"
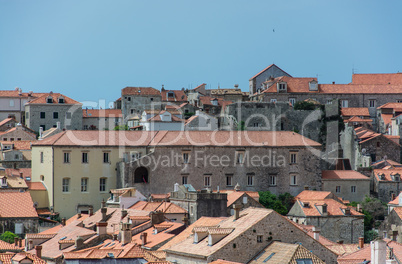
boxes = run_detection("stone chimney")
[392,193,396,201]
[101,201,107,222]
[120,221,132,245]
[304,185,309,190]
[312,227,320,241]
[359,237,364,248]
[19,172,23,179]
[14,237,18,246]
[174,183,179,192]
[234,84,239,89]
[75,236,84,249]
[337,240,343,244]
[89,208,93,216]
[121,208,128,219]
[150,211,164,225]
[61,218,66,226]
[112,234,118,241]
[35,245,42,258]
[357,204,362,212]
[96,222,108,236]
[77,213,81,218]
[140,232,147,245]
[233,204,242,220]
[56,122,61,130]
[39,127,43,139]
[392,230,398,241]
[28,240,33,250]
[371,240,387,264]
[18,238,22,248]
[182,215,189,226]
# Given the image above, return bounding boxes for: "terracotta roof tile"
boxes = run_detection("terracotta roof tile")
[11,252,46,264]
[378,102,402,110]
[0,240,22,251]
[0,253,13,264]
[352,73,402,85]
[5,168,31,178]
[295,199,363,217]
[373,168,402,182]
[26,93,81,105]
[161,90,188,102]
[122,87,161,96]
[321,170,370,180]
[341,108,370,117]
[0,118,14,127]
[210,259,243,264]
[0,191,38,218]
[131,221,184,249]
[262,76,317,93]
[26,181,47,191]
[344,116,372,123]
[83,109,122,118]
[0,175,28,188]
[295,190,333,200]
[381,113,394,126]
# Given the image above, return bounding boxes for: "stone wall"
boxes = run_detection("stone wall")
[121,95,162,122]
[374,179,401,203]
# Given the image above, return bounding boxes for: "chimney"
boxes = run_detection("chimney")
[332,81,335,84]
[120,221,132,245]
[61,217,66,226]
[96,222,108,236]
[357,204,362,212]
[182,215,189,226]
[89,208,93,216]
[18,238,22,248]
[77,213,81,218]
[56,122,61,130]
[234,84,239,89]
[75,236,84,249]
[28,240,33,250]
[233,204,242,220]
[140,232,148,245]
[101,201,107,222]
[359,237,364,248]
[39,127,43,139]
[35,245,42,258]
[19,172,23,179]
[371,240,387,264]
[392,193,396,201]
[112,234,118,240]
[337,240,343,244]
[383,231,388,239]
[174,183,179,192]
[312,227,320,241]
[14,237,18,246]
[121,208,128,219]
[304,185,309,190]
[150,211,164,225]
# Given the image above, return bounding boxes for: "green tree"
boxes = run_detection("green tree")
[0,231,19,244]
[294,101,318,110]
[259,191,293,215]
[113,125,129,131]
[237,121,246,131]
[364,230,378,243]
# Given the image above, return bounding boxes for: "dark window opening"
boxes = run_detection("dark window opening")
[134,167,149,183]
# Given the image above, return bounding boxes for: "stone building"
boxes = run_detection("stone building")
[161,88,188,106]
[169,184,228,224]
[120,130,323,196]
[249,64,291,96]
[82,109,122,130]
[378,206,402,243]
[376,102,402,135]
[164,207,338,264]
[0,123,36,142]
[287,190,364,244]
[25,92,82,132]
[121,87,161,122]
[206,85,244,102]
[140,110,185,131]
[373,168,402,203]
[222,101,324,142]
[321,170,370,202]
[1,141,33,169]
[185,110,219,131]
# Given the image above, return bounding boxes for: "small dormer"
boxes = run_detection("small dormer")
[160,111,172,122]
[46,96,53,104]
[167,91,175,99]
[1,177,7,187]
[343,208,351,215]
[378,173,386,180]
[58,96,65,104]
[193,227,209,243]
[277,82,287,93]
[211,98,219,106]
[302,201,310,208]
[309,80,318,91]
[316,203,328,216]
[392,173,400,182]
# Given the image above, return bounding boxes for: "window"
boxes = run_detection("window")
[336,186,341,193]
[81,178,88,192]
[182,175,188,185]
[290,175,297,186]
[58,97,64,103]
[100,178,107,192]
[150,98,154,101]
[289,98,296,106]
[131,109,134,114]
[103,152,109,163]
[82,152,88,163]
[204,176,211,187]
[62,178,70,192]
[236,151,245,164]
[278,83,287,91]
[253,123,260,127]
[369,100,376,108]
[182,152,189,163]
[17,138,21,141]
[66,112,72,119]
[53,112,58,119]
[128,97,131,101]
[47,97,53,103]
[10,138,14,141]
[83,125,88,130]
[131,152,141,161]
[270,99,277,103]
[257,235,263,243]
[397,100,402,103]
[63,152,70,163]
[40,152,44,163]
[351,186,356,193]
[296,259,313,264]
[226,175,233,186]
[326,99,333,104]
[9,100,14,107]
[290,152,297,164]
[270,175,277,186]
[40,125,45,131]
[377,142,380,148]
[247,174,254,186]
[40,175,44,181]
[40,112,46,119]
[341,100,348,108]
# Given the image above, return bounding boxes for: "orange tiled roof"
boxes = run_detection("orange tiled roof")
[26,93,81,105]
[262,76,317,93]
[352,73,402,85]
[0,240,22,251]
[322,170,369,180]
[129,201,187,214]
[295,190,332,200]
[11,252,46,264]
[210,259,243,264]
[5,168,31,178]
[377,102,402,110]
[374,168,402,182]
[341,107,370,117]
[83,109,122,118]
[122,87,160,96]
[344,116,372,123]
[295,199,363,217]
[161,90,188,102]
[381,113,393,126]
[0,118,14,127]
[26,182,47,191]
[0,191,38,218]
[147,111,185,123]
[193,83,207,91]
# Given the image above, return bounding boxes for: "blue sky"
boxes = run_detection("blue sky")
[1,1,401,107]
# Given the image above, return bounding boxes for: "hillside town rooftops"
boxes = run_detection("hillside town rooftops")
[122,87,161,96]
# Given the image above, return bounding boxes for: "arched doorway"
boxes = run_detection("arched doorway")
[134,167,148,183]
